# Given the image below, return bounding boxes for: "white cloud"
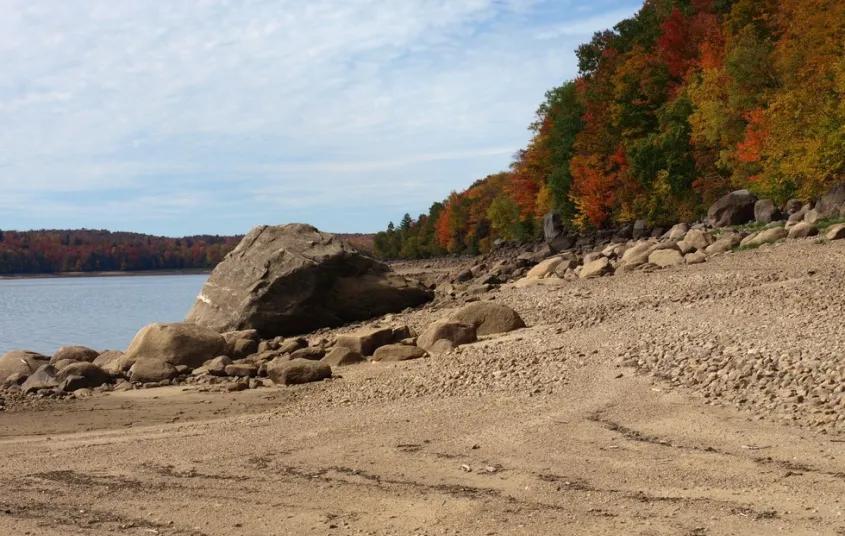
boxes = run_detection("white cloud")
[0,0,640,234]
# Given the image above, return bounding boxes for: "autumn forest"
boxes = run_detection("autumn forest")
[374,0,844,258]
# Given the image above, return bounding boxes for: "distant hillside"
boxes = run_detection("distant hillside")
[335,233,375,255]
[0,229,242,274]
[0,228,377,275]
[374,0,844,258]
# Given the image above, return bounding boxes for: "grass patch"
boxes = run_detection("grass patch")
[815,217,845,231]
[732,220,768,232]
[734,242,762,252]
[815,238,829,245]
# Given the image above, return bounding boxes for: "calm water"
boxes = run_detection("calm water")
[0,274,208,356]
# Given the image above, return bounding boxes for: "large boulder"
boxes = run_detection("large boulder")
[448,302,525,336]
[0,350,48,383]
[56,362,110,389]
[526,257,563,279]
[682,229,713,251]
[321,347,365,367]
[124,322,225,369]
[648,249,685,268]
[788,222,819,239]
[745,226,787,247]
[416,320,477,352]
[371,345,427,362]
[129,357,179,383]
[334,325,412,356]
[21,364,60,393]
[185,224,433,338]
[50,346,99,365]
[754,199,782,223]
[93,350,134,376]
[267,359,332,385]
[707,190,758,228]
[814,184,845,220]
[825,223,845,241]
[580,257,612,279]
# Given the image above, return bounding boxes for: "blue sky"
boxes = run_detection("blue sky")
[0,0,641,236]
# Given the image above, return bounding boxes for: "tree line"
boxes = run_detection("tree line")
[0,229,242,274]
[374,0,843,258]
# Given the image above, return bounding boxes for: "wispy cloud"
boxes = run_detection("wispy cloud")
[0,0,640,235]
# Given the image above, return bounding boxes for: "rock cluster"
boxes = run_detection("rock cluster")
[0,302,526,401]
[422,185,845,302]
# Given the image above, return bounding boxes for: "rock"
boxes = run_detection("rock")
[579,258,612,279]
[3,372,27,387]
[129,357,179,384]
[583,252,603,264]
[229,339,258,360]
[206,356,233,376]
[804,209,821,224]
[52,359,77,372]
[290,347,325,361]
[50,346,99,365]
[632,220,648,240]
[683,229,713,251]
[56,362,110,389]
[93,350,126,372]
[783,199,803,214]
[124,322,226,369]
[620,241,654,265]
[448,302,525,336]
[685,252,707,264]
[321,347,365,367]
[648,249,685,268]
[824,223,845,240]
[416,321,477,352]
[788,204,812,223]
[278,338,308,354]
[428,339,456,355]
[745,226,787,247]
[707,190,758,227]
[814,183,845,219]
[371,345,428,362]
[225,364,258,378]
[788,222,819,239]
[613,224,633,242]
[526,257,563,279]
[21,364,59,394]
[266,359,332,386]
[336,327,400,356]
[454,269,473,283]
[667,223,689,240]
[0,350,48,384]
[704,233,743,255]
[185,224,433,337]
[754,199,782,223]
[553,258,578,277]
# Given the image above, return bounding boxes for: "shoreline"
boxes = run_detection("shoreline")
[0,269,212,280]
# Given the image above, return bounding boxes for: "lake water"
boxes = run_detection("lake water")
[0,274,208,356]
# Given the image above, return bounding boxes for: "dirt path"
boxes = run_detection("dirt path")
[1,239,844,535]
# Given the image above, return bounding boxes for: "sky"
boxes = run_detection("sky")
[0,0,641,237]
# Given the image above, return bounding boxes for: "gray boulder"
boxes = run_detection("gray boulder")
[707,190,758,227]
[416,320,477,352]
[267,359,332,385]
[754,199,782,223]
[321,347,365,367]
[448,302,525,336]
[0,350,48,384]
[129,357,179,383]
[21,364,59,393]
[50,346,99,365]
[185,224,432,338]
[372,345,427,362]
[56,362,110,389]
[814,184,845,220]
[124,322,226,369]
